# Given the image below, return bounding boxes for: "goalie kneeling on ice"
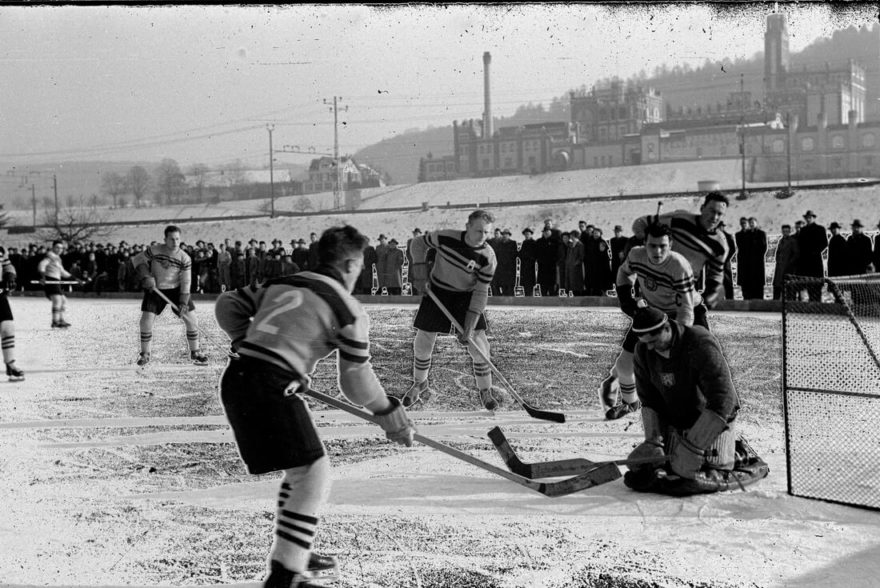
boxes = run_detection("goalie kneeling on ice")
[623,436,768,496]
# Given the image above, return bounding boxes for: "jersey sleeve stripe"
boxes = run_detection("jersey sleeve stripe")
[338,334,368,350]
[338,349,369,364]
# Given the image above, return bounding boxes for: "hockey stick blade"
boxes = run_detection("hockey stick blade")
[305,388,616,497]
[488,426,667,478]
[425,287,566,423]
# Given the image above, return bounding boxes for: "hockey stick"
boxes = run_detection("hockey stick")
[824,277,880,371]
[488,426,667,479]
[29,280,83,285]
[424,286,566,423]
[304,387,620,497]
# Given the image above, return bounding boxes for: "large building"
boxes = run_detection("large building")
[418,14,879,185]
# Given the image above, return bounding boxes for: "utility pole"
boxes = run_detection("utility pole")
[785,111,792,193]
[31,184,36,229]
[53,174,59,224]
[739,73,747,199]
[324,96,347,210]
[267,124,275,218]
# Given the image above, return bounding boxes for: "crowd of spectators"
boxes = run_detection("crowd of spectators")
[4,212,879,300]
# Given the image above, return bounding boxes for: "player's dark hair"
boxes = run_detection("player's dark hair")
[645,223,672,239]
[164,224,181,237]
[468,209,495,225]
[702,191,730,207]
[52,240,64,248]
[318,225,368,266]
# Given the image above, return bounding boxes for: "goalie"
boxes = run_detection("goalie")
[623,306,768,495]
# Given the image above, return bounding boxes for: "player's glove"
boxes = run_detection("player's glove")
[626,440,665,475]
[457,309,480,345]
[178,293,191,314]
[141,276,157,291]
[373,396,415,447]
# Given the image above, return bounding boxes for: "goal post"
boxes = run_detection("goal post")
[782,274,880,510]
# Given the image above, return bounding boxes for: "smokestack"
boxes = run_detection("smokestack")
[483,51,493,139]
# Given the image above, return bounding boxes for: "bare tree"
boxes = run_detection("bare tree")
[127,165,151,208]
[155,158,186,205]
[293,196,313,213]
[42,206,112,242]
[188,163,210,204]
[101,172,128,208]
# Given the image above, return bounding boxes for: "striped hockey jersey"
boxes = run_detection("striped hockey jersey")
[37,251,71,280]
[131,244,192,291]
[409,230,497,313]
[632,210,728,290]
[618,247,697,326]
[0,247,17,279]
[214,270,387,408]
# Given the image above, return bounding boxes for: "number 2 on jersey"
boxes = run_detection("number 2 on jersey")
[253,290,304,335]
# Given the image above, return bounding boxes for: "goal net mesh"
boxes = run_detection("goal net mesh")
[783,275,880,510]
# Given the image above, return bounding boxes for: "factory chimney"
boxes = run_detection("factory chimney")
[482,51,493,139]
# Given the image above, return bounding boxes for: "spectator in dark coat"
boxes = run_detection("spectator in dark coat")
[308,232,320,271]
[563,231,585,296]
[741,217,767,300]
[734,217,750,297]
[518,228,538,296]
[357,243,378,295]
[585,227,612,296]
[493,229,518,295]
[374,234,390,292]
[291,239,309,273]
[719,222,736,300]
[406,228,427,295]
[382,238,404,295]
[231,251,248,290]
[826,222,848,277]
[536,227,559,296]
[846,219,873,275]
[772,224,799,300]
[610,225,628,281]
[796,210,828,301]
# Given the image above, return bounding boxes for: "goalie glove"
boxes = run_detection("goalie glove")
[373,396,415,447]
[626,440,665,475]
[669,409,728,479]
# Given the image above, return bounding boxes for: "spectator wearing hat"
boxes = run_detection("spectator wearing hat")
[493,229,518,296]
[308,232,320,271]
[246,246,261,287]
[518,228,537,296]
[610,225,629,280]
[826,222,848,277]
[563,230,585,296]
[796,210,827,301]
[772,224,800,300]
[536,226,559,296]
[356,238,378,295]
[291,239,309,273]
[741,217,767,300]
[584,227,612,296]
[217,243,232,292]
[380,238,404,295]
[846,220,873,275]
[375,234,390,293]
[734,217,751,297]
[623,306,743,493]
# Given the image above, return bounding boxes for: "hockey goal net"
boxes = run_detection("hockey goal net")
[782,274,880,510]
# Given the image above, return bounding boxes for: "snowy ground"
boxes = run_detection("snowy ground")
[0,298,879,587]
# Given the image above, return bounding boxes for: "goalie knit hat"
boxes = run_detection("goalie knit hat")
[631,307,668,333]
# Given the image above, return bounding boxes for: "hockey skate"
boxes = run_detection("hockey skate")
[6,362,24,382]
[136,351,151,367]
[263,559,325,588]
[304,552,339,582]
[479,388,503,411]
[402,379,432,407]
[190,350,209,366]
[605,399,641,421]
[597,374,619,413]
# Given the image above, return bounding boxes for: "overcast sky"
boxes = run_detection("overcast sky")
[1,3,876,171]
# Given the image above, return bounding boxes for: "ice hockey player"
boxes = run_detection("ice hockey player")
[602,191,730,419]
[37,240,77,328]
[131,225,208,367]
[214,225,416,588]
[0,246,24,381]
[623,306,768,495]
[403,209,501,410]
[600,222,698,420]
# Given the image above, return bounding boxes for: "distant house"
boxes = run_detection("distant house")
[302,156,378,194]
[184,168,300,202]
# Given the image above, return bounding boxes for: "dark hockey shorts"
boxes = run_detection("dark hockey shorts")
[140,287,195,316]
[220,356,325,475]
[413,285,487,333]
[0,294,13,323]
[43,278,65,299]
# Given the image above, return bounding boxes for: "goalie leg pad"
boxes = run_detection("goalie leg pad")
[704,425,736,471]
